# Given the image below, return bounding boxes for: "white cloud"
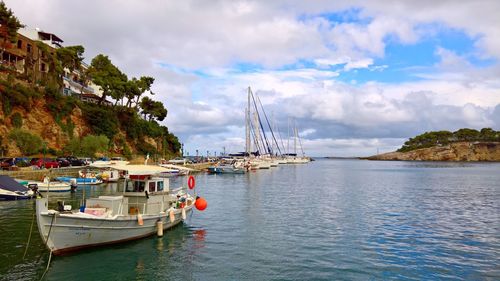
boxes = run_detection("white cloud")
[5,0,500,156]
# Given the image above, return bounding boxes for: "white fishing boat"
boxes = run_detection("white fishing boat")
[36,165,205,255]
[28,177,74,192]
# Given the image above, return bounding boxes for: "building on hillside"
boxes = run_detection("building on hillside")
[1,26,110,105]
[0,27,60,79]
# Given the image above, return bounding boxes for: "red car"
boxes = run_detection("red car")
[31,158,60,169]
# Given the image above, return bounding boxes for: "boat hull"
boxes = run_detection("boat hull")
[36,198,191,255]
[0,190,33,200]
[56,177,103,185]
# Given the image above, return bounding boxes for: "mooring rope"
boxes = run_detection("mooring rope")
[22,210,36,260]
[39,251,52,281]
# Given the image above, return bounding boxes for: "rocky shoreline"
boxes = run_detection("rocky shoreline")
[365,141,500,161]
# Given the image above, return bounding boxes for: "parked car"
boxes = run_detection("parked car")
[0,158,16,170]
[79,157,93,166]
[56,157,71,167]
[14,157,30,167]
[66,156,86,166]
[29,158,40,166]
[31,158,60,169]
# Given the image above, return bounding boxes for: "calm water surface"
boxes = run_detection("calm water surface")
[0,160,499,280]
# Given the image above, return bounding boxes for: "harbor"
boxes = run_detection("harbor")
[1,159,499,280]
[1,0,500,280]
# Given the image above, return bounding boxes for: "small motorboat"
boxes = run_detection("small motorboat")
[56,176,103,185]
[27,177,74,192]
[0,175,34,200]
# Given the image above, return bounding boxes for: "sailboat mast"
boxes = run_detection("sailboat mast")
[294,119,297,155]
[245,87,251,156]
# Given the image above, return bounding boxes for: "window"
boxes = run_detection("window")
[149,182,155,192]
[157,181,164,191]
[27,44,32,53]
[134,181,145,192]
[40,63,46,72]
[126,181,134,192]
[17,40,22,49]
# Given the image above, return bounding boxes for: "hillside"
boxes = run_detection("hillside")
[367,142,500,162]
[0,75,180,159]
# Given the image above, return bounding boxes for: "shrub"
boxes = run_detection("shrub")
[136,141,157,156]
[10,112,22,128]
[80,135,109,157]
[64,138,81,156]
[8,129,44,155]
[81,104,119,140]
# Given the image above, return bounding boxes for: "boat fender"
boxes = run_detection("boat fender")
[137,213,144,226]
[145,191,149,199]
[157,221,163,237]
[169,209,175,223]
[181,207,186,220]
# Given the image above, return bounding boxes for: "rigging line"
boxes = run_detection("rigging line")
[250,90,273,155]
[276,122,287,156]
[297,128,305,156]
[249,119,261,155]
[256,94,282,155]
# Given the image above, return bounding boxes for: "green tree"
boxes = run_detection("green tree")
[0,1,24,58]
[87,54,127,105]
[453,128,480,141]
[56,45,85,73]
[8,129,44,155]
[139,97,167,121]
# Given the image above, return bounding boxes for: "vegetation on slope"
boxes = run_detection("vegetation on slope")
[397,128,500,152]
[0,1,180,159]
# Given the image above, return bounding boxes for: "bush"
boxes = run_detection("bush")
[80,135,109,157]
[63,138,81,156]
[136,141,157,156]
[81,104,119,140]
[10,112,22,128]
[8,129,44,155]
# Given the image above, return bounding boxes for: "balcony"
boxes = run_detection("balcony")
[63,76,94,94]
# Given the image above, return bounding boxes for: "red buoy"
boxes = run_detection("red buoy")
[195,196,207,211]
[188,176,196,189]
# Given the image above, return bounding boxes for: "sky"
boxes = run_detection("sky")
[6,0,500,157]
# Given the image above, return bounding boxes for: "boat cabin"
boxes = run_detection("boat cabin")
[125,175,169,194]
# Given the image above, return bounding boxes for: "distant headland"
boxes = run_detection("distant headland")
[366,128,500,161]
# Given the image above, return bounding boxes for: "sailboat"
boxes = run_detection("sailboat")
[285,119,310,164]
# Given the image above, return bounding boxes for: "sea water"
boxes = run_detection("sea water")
[0,159,499,280]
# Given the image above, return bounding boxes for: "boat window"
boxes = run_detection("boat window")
[126,181,134,192]
[136,181,145,192]
[157,181,164,191]
[149,182,156,192]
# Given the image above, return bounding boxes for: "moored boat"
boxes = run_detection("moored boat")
[27,177,74,192]
[36,170,201,255]
[0,175,34,200]
[56,176,103,185]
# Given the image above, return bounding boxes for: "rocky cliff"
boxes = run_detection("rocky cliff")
[0,98,160,157]
[367,142,500,161]
[1,98,84,155]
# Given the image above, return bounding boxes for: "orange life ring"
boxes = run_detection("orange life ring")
[188,176,195,189]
